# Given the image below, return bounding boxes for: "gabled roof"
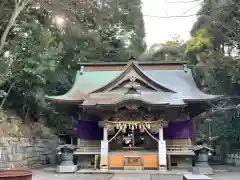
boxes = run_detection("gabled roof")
[81,91,185,107]
[46,60,220,106]
[45,72,87,103]
[92,60,174,93]
[192,145,213,152]
[56,144,76,150]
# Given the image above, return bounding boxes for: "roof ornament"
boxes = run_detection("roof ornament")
[124,87,141,95]
[79,66,84,75]
[125,75,141,94]
[128,76,136,82]
[125,104,139,110]
[128,56,137,61]
[183,64,188,73]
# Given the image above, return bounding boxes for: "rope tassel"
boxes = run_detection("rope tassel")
[116,123,120,129]
[143,125,158,142]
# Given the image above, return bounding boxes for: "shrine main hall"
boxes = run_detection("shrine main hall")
[47,59,218,171]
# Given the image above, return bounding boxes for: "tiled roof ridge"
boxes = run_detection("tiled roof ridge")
[77,61,187,66]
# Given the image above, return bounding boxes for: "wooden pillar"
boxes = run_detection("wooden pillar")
[103,127,108,141]
[167,154,171,170]
[94,154,100,169]
[159,127,164,141]
[158,127,167,171]
[77,139,81,146]
[100,127,108,170]
[70,136,73,145]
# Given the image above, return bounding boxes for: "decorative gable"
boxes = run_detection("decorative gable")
[91,60,175,94]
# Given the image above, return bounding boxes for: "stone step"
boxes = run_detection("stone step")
[183,174,211,180]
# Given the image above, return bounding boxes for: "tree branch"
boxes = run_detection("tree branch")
[15,0,19,6]
[0,0,30,55]
[0,80,17,109]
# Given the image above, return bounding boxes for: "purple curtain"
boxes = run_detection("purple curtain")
[77,120,103,140]
[76,119,192,140]
[162,120,192,139]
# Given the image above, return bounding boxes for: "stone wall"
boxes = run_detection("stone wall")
[0,136,61,169]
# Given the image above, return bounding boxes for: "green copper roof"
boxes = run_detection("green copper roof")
[75,71,121,93]
[45,71,121,102]
[46,66,220,103]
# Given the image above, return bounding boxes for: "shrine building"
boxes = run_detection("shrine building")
[46,58,219,171]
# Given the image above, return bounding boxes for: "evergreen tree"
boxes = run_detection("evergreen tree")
[0,0,147,132]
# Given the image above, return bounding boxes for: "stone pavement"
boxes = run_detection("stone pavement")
[32,170,240,180]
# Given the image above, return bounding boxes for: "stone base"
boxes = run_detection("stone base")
[124,166,142,170]
[56,165,77,173]
[192,166,213,175]
[183,174,212,180]
[100,166,108,171]
[159,166,167,172]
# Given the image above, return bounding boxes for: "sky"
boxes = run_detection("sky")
[141,0,202,47]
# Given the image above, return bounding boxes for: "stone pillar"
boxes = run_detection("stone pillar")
[100,127,108,170]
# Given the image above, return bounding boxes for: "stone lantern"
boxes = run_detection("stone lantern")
[56,144,77,173]
[192,145,213,175]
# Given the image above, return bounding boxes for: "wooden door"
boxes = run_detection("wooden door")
[143,155,158,169]
[124,156,143,170]
[108,155,124,169]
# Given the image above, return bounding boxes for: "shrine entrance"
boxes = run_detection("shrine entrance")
[122,127,144,148]
[98,111,168,170]
[108,126,147,170]
[46,60,218,172]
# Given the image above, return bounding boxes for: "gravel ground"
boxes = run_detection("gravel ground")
[31,170,240,180]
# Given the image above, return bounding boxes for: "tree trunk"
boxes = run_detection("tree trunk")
[0,80,17,109]
[24,97,31,123]
[0,1,28,54]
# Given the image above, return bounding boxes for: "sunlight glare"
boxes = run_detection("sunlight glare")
[53,16,65,28]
